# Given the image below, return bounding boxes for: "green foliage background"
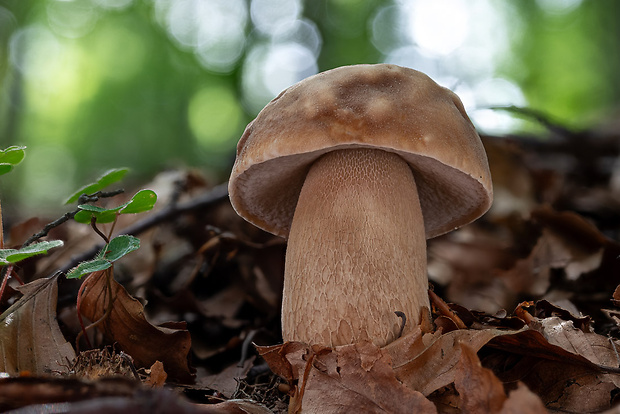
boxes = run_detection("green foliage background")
[0,0,619,215]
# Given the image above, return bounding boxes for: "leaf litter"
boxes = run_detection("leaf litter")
[3,115,620,412]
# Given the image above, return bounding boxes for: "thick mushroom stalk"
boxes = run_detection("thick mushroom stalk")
[283,148,429,347]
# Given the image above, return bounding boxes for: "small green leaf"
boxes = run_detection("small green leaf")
[73,203,126,224]
[66,259,113,279]
[103,235,140,262]
[65,235,140,279]
[76,205,109,213]
[73,189,156,224]
[0,164,13,176]
[0,240,64,264]
[65,168,129,204]
[0,146,26,165]
[73,209,119,224]
[119,190,157,214]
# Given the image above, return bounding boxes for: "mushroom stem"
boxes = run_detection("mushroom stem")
[283,148,430,347]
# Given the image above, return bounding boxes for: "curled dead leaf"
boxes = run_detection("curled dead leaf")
[78,270,194,383]
[258,340,436,414]
[0,274,75,375]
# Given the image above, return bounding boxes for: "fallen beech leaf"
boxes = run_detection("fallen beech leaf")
[453,340,545,414]
[499,230,561,296]
[386,327,516,396]
[258,341,436,414]
[0,274,75,375]
[78,270,194,383]
[258,341,307,387]
[486,328,620,412]
[533,317,620,369]
[530,206,613,280]
[494,358,616,413]
[454,344,506,413]
[487,329,601,369]
[145,361,167,387]
[534,300,591,332]
[197,357,254,398]
[489,320,620,375]
[499,383,547,414]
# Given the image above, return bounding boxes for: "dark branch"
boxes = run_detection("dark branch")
[57,182,229,274]
[23,189,126,247]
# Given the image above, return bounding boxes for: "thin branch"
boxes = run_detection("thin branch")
[23,189,126,247]
[57,182,229,275]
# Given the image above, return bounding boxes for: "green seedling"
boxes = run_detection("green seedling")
[65,168,129,204]
[0,146,26,176]
[0,240,64,265]
[63,168,157,350]
[0,146,64,305]
[66,235,140,279]
[73,189,157,224]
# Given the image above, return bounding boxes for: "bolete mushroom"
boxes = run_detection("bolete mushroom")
[229,64,492,347]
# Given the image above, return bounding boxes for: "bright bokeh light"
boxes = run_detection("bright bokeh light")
[407,0,470,56]
[94,0,134,10]
[9,25,61,80]
[536,0,583,15]
[468,78,527,133]
[9,25,99,143]
[272,18,322,58]
[262,43,317,96]
[188,85,245,148]
[46,0,98,39]
[91,23,146,82]
[241,41,318,114]
[377,0,527,133]
[370,5,408,55]
[240,0,319,114]
[250,0,301,35]
[165,0,248,73]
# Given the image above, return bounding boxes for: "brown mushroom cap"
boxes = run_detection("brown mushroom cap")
[229,64,492,239]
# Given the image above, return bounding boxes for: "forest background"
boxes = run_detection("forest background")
[1,0,619,219]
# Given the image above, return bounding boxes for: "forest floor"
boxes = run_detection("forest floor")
[2,109,620,413]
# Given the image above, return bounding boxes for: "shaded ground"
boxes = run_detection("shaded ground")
[2,109,620,413]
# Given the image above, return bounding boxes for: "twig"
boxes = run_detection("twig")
[23,190,126,247]
[57,182,229,274]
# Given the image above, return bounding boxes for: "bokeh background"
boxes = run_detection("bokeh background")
[0,0,619,215]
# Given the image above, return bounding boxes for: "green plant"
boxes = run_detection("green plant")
[59,168,157,349]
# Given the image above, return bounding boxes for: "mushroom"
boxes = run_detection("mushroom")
[228,64,492,347]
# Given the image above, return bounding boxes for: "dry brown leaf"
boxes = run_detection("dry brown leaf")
[454,343,547,413]
[454,344,506,413]
[386,327,515,396]
[197,356,254,398]
[499,383,547,414]
[483,136,537,218]
[486,327,620,412]
[498,359,616,413]
[0,274,75,375]
[78,270,194,383]
[534,316,620,370]
[145,360,167,387]
[429,236,517,314]
[258,341,436,414]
